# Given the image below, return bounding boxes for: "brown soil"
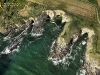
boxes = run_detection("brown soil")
[98,0,100,8]
[57,0,96,19]
[18,5,31,17]
[26,0,96,20]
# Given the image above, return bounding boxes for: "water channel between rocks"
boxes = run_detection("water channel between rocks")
[0,15,87,75]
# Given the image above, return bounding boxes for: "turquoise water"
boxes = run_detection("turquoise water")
[0,17,87,75]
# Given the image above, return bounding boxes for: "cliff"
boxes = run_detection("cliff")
[1,9,100,74]
[45,10,100,74]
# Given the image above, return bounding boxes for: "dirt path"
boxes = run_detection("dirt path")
[98,0,100,8]
[96,8,100,24]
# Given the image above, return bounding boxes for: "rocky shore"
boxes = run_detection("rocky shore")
[1,10,70,38]
[0,10,70,55]
[48,28,83,65]
[77,28,100,75]
[47,11,100,74]
[1,9,100,74]
[48,27,100,74]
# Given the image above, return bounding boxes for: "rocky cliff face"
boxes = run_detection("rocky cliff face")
[1,9,100,74]
[30,10,71,37]
[77,60,100,75]
[48,29,82,65]
[43,11,100,74]
[44,10,70,23]
[2,10,71,54]
[3,10,71,40]
[47,12,100,74]
[77,28,100,75]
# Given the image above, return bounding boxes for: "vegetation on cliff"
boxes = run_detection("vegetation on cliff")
[0,0,100,66]
[0,0,98,32]
[60,14,100,65]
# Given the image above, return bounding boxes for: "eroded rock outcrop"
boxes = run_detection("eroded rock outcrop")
[44,10,70,23]
[1,10,70,55]
[48,29,82,65]
[77,60,100,75]
[77,28,100,75]
[48,27,100,75]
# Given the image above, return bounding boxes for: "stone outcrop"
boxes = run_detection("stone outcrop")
[48,29,82,65]
[3,10,71,40]
[77,60,100,75]
[0,8,99,74]
[48,27,100,75]
[77,28,100,75]
[44,10,70,23]
[1,10,70,55]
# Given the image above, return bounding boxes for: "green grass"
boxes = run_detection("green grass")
[0,0,27,29]
[88,0,98,6]
[28,2,45,17]
[77,0,98,6]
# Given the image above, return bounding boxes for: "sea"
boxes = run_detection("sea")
[0,16,87,75]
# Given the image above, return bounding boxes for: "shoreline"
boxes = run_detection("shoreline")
[0,9,100,74]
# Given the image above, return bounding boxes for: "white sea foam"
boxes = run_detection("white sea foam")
[78,69,86,75]
[82,41,86,45]
[48,56,67,65]
[1,44,20,54]
[1,47,10,54]
[31,33,42,37]
[3,36,10,41]
[48,57,58,65]
[48,40,87,66]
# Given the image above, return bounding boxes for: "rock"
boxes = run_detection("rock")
[78,60,100,75]
[44,10,70,23]
[27,20,34,34]
[0,27,7,34]
[48,29,82,65]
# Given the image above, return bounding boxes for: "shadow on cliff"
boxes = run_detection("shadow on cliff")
[0,54,11,75]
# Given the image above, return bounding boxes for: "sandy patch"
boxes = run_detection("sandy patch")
[82,28,94,38]
[82,28,95,61]
[98,0,100,8]
[18,5,31,17]
[0,27,6,33]
[80,28,100,74]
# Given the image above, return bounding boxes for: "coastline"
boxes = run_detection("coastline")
[0,9,100,74]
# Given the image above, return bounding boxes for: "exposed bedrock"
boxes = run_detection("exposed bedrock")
[49,27,100,75]
[77,60,100,75]
[1,10,70,55]
[3,10,70,40]
[77,28,100,75]
[48,29,82,65]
